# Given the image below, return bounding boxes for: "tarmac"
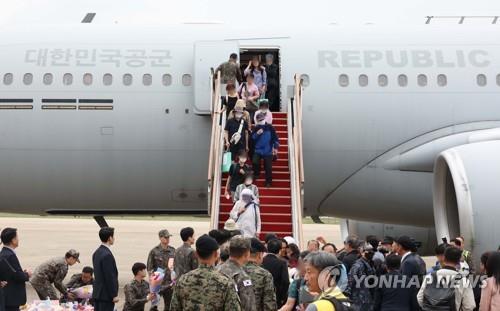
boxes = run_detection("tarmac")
[1,216,344,309]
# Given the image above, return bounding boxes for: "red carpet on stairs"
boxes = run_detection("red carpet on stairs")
[218,112,294,239]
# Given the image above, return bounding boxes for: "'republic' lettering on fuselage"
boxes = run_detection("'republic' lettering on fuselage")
[318,49,491,68]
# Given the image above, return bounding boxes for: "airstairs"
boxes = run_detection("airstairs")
[208,73,304,246]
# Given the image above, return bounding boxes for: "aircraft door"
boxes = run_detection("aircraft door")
[193,40,239,115]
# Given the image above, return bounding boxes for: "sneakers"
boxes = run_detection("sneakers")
[265,182,272,188]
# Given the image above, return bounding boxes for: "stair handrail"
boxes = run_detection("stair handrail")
[208,71,227,230]
[288,74,305,247]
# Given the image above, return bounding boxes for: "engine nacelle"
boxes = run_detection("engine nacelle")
[433,141,500,265]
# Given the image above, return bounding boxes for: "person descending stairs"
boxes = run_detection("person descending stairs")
[219,112,293,240]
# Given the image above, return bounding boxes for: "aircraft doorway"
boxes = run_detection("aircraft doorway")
[239,48,281,112]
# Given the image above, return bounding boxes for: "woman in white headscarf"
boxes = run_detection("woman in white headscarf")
[229,188,261,238]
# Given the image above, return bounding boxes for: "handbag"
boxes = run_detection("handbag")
[222,152,232,173]
[239,83,259,112]
[230,119,245,145]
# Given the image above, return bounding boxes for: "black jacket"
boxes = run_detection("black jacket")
[341,250,360,273]
[0,247,29,308]
[92,245,118,302]
[262,254,290,308]
[374,270,412,311]
[400,252,426,311]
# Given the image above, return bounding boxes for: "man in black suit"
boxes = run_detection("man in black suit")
[262,238,289,308]
[92,227,119,311]
[374,254,411,311]
[0,228,32,311]
[394,236,426,311]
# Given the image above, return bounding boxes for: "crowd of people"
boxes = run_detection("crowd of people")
[1,225,499,311]
[218,53,282,239]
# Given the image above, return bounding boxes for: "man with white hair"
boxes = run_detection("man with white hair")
[229,188,261,238]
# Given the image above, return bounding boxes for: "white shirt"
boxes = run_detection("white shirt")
[401,251,411,263]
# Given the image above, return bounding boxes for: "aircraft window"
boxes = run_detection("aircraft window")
[417,74,428,87]
[23,73,33,85]
[477,74,487,87]
[3,73,13,85]
[378,74,388,87]
[358,74,368,87]
[398,74,408,87]
[143,74,152,86]
[497,74,500,86]
[43,73,53,85]
[182,74,192,86]
[300,74,310,87]
[437,74,447,87]
[103,73,113,86]
[123,74,133,86]
[162,74,172,86]
[83,73,93,86]
[338,74,349,87]
[63,73,73,86]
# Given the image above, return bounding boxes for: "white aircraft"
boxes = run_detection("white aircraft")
[0,15,499,259]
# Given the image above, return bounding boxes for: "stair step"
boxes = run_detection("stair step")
[272,118,287,125]
[277,131,288,139]
[254,179,290,187]
[258,232,293,239]
[220,203,291,213]
[220,195,291,205]
[217,221,292,232]
[223,172,290,181]
[220,212,292,223]
[273,112,287,117]
[220,187,291,196]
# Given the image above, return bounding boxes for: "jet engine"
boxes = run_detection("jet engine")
[433,140,500,264]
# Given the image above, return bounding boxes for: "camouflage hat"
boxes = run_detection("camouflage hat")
[229,235,251,250]
[66,249,80,263]
[159,229,173,238]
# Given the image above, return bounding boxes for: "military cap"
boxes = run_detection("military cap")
[159,229,172,238]
[66,249,80,263]
[250,238,267,253]
[196,234,219,252]
[229,235,251,250]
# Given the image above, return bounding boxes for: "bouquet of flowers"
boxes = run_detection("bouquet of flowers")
[149,268,165,306]
[70,285,93,299]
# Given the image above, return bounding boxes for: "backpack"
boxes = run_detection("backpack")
[320,296,354,311]
[422,272,457,311]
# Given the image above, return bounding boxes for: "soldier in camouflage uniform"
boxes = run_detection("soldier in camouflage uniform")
[215,53,243,84]
[170,234,241,311]
[243,238,276,311]
[147,229,176,311]
[65,266,94,302]
[65,266,94,289]
[123,262,154,311]
[30,249,80,299]
[216,235,256,311]
[173,227,198,279]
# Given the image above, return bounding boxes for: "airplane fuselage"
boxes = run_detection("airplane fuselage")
[1,24,499,229]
